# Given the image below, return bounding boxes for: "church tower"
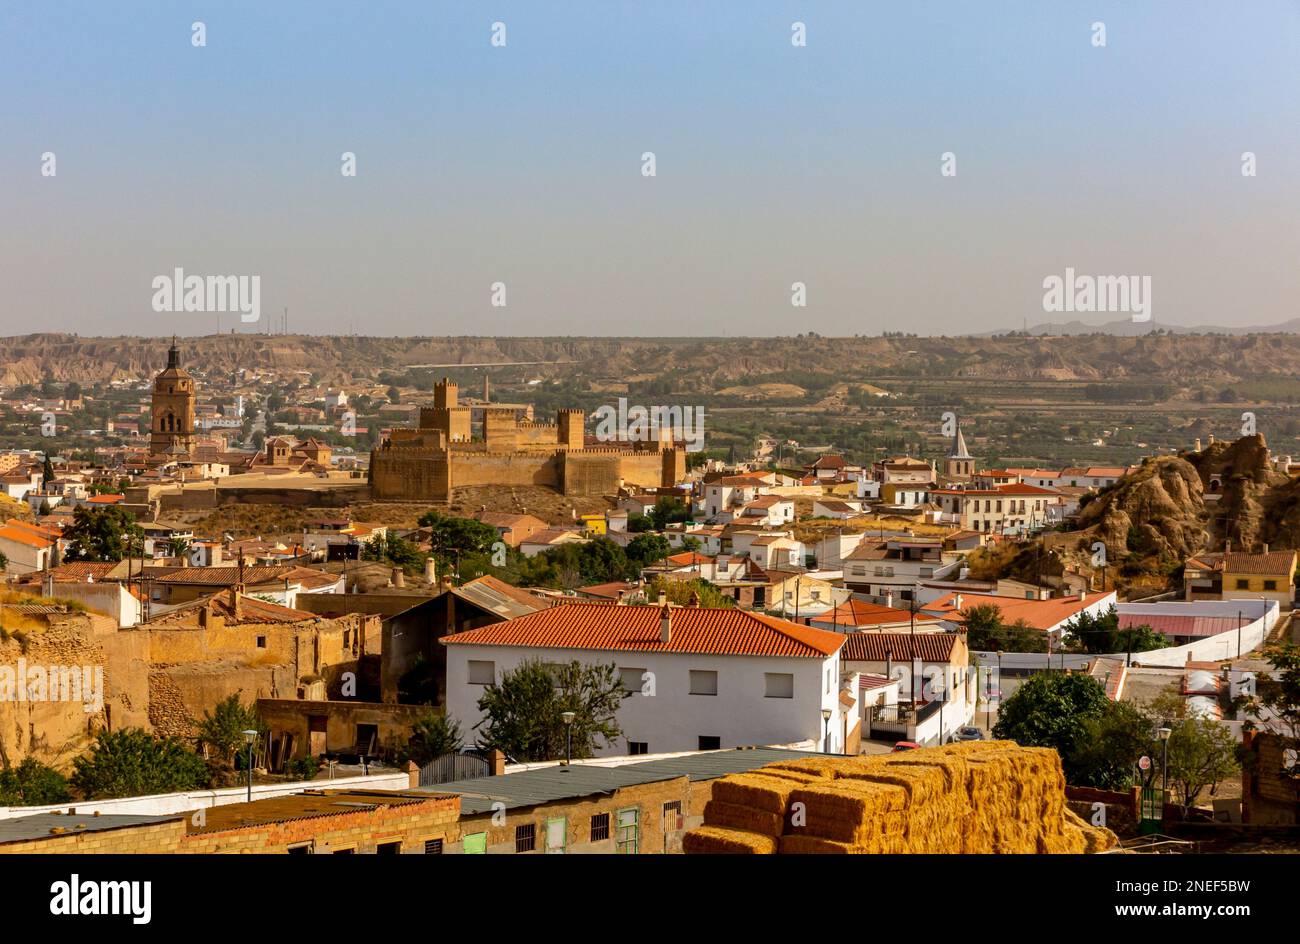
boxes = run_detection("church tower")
[943,420,975,481]
[150,338,197,456]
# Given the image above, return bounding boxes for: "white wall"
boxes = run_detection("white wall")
[445,644,847,756]
[972,599,1278,671]
[0,771,409,822]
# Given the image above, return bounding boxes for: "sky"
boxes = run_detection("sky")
[2,1,1298,337]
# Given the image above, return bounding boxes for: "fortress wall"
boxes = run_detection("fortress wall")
[517,421,559,446]
[370,451,451,501]
[451,452,561,490]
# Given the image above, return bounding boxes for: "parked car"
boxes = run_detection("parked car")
[955,726,984,741]
[891,741,922,752]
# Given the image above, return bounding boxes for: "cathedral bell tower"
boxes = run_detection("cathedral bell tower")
[150,337,197,456]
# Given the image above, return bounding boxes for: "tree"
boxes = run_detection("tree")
[962,605,1047,653]
[71,728,210,799]
[626,532,671,569]
[400,710,464,767]
[646,576,734,608]
[1149,692,1240,814]
[62,506,144,563]
[417,510,499,556]
[0,758,71,805]
[1238,639,1300,748]
[41,456,55,489]
[992,673,1111,782]
[194,694,262,769]
[361,532,426,574]
[475,659,626,762]
[1062,605,1166,654]
[1070,700,1157,790]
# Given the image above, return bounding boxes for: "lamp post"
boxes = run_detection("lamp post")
[242,729,258,802]
[821,708,833,754]
[561,711,576,769]
[1157,725,1172,818]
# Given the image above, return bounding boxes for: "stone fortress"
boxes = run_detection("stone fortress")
[369,379,686,501]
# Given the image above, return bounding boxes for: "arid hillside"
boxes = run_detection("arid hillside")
[3,332,1299,388]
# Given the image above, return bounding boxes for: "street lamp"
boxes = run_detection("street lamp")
[1157,725,1172,817]
[242,729,258,802]
[821,708,833,754]
[561,711,576,769]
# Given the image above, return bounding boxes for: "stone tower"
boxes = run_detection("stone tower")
[943,420,975,481]
[150,338,196,456]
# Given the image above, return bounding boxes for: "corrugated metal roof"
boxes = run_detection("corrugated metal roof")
[426,748,814,814]
[451,575,549,620]
[841,632,960,662]
[0,812,181,846]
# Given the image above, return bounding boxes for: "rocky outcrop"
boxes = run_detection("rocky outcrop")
[1076,456,1209,561]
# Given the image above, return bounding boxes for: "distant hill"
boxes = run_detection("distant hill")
[3,331,1300,388]
[985,317,1300,338]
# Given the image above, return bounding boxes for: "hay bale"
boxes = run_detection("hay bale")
[703,800,784,838]
[682,826,778,855]
[712,772,813,814]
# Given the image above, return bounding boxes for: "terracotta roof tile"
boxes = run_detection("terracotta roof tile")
[442,602,845,658]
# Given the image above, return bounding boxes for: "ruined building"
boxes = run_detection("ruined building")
[369,379,686,501]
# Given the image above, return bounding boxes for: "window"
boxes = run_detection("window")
[590,813,611,841]
[619,667,647,693]
[515,823,536,853]
[1264,580,1278,591]
[462,832,487,854]
[698,736,721,750]
[376,841,401,854]
[616,807,639,854]
[287,842,313,854]
[1235,579,1250,590]
[628,741,649,755]
[256,636,267,649]
[765,672,794,699]
[468,660,495,685]
[333,847,355,854]
[424,838,443,854]
[689,670,718,696]
[826,667,833,694]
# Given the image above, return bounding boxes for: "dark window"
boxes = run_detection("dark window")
[376,841,401,854]
[628,741,649,755]
[515,823,536,853]
[590,813,610,842]
[698,736,721,750]
[1236,579,1250,590]
[256,636,267,648]
[1263,580,1278,591]
[333,847,355,854]
[287,843,312,855]
[424,838,443,855]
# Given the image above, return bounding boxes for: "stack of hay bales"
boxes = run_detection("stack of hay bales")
[683,740,1118,855]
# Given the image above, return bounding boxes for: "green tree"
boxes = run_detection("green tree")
[361,532,427,574]
[194,694,262,770]
[992,673,1111,782]
[400,710,464,766]
[962,605,1048,653]
[475,659,626,762]
[1062,605,1166,654]
[1070,700,1157,790]
[0,758,72,805]
[41,455,55,489]
[62,505,144,562]
[417,510,500,556]
[1149,693,1240,815]
[646,576,734,608]
[71,728,210,799]
[1238,639,1300,747]
[626,532,671,569]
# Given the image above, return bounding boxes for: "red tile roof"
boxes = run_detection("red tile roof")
[1223,551,1297,575]
[442,602,845,658]
[812,599,942,629]
[841,632,961,662]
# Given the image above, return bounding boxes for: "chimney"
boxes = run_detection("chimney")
[1225,539,1232,553]
[1262,542,1269,554]
[1078,588,1086,602]
[392,567,405,589]
[489,749,506,776]
[885,590,894,609]
[406,761,420,790]
[440,573,453,593]
[657,589,667,607]
[660,603,672,644]
[687,590,700,608]
[424,557,437,584]
[954,593,963,611]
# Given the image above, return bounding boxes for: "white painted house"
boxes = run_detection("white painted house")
[442,601,853,756]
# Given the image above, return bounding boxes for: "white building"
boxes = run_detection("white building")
[442,601,853,755]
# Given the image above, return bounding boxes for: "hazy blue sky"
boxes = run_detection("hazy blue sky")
[2,1,1298,337]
